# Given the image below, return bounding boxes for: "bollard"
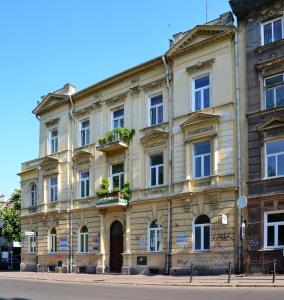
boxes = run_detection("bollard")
[272,259,276,283]
[228,261,232,283]
[189,263,194,283]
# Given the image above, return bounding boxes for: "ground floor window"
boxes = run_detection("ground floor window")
[148,220,162,252]
[79,226,88,253]
[265,210,284,248]
[48,228,57,253]
[28,235,36,253]
[193,215,210,251]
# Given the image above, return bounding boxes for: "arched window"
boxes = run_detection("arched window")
[148,220,162,252]
[30,183,37,207]
[49,228,57,253]
[193,215,210,251]
[79,226,88,253]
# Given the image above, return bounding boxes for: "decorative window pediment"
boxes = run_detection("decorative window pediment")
[140,130,168,145]
[180,112,220,129]
[256,56,284,76]
[181,113,219,142]
[72,150,92,166]
[256,116,284,132]
[167,25,235,58]
[39,156,60,174]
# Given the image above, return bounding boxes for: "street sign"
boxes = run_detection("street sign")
[25,231,36,236]
[59,238,68,251]
[13,241,23,248]
[221,214,228,225]
[237,196,247,209]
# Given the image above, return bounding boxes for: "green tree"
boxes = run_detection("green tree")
[0,189,21,242]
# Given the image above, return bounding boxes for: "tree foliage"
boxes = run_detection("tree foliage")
[0,189,21,243]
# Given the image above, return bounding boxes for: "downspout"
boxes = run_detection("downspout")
[162,55,173,275]
[68,95,75,273]
[234,29,243,274]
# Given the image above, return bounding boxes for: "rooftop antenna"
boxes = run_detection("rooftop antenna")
[206,0,208,23]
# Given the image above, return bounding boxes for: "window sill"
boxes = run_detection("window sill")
[255,39,284,54]
[147,251,164,254]
[140,122,169,132]
[191,250,211,253]
[262,247,284,251]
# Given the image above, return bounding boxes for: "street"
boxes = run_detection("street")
[0,278,283,300]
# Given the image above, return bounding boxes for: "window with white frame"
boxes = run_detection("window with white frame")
[264,73,284,109]
[30,183,37,207]
[193,141,211,178]
[49,177,58,202]
[80,120,90,146]
[149,94,163,126]
[112,108,124,129]
[192,75,210,111]
[193,215,210,251]
[79,226,89,253]
[265,140,284,178]
[49,129,58,154]
[264,211,284,248]
[149,153,164,187]
[80,171,89,198]
[148,220,162,252]
[48,228,57,253]
[262,17,283,46]
[111,163,124,189]
[28,235,36,253]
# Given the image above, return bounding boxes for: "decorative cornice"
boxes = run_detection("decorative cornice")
[104,92,128,107]
[140,77,166,92]
[186,59,215,74]
[45,118,60,128]
[255,55,284,76]
[256,116,284,132]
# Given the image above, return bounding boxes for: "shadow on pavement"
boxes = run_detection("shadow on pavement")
[0,298,30,300]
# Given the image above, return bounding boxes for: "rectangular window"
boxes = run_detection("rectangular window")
[265,211,284,248]
[80,171,89,198]
[265,140,284,178]
[262,18,283,45]
[49,129,58,154]
[49,177,58,202]
[111,163,124,189]
[149,224,162,252]
[193,75,210,111]
[264,74,284,109]
[193,141,211,178]
[194,224,210,251]
[149,94,163,126]
[149,153,164,187]
[28,236,36,253]
[112,108,124,129]
[80,120,90,146]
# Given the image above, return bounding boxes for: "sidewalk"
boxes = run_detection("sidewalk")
[0,272,284,287]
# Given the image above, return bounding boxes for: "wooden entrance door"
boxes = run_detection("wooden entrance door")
[110,221,123,273]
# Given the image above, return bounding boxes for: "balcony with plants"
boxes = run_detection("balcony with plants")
[96,127,135,154]
[95,179,130,208]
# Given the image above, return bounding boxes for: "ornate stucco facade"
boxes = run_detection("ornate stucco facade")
[19,12,241,275]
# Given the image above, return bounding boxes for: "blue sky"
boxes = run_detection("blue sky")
[0,0,231,198]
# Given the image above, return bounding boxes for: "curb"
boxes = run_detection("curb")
[0,275,284,288]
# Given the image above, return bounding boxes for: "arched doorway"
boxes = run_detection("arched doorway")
[109,221,123,273]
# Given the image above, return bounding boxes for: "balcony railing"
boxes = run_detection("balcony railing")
[95,191,128,208]
[96,128,135,154]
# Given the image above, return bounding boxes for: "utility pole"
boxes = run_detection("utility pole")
[206,0,208,23]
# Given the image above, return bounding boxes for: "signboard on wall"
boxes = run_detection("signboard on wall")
[59,238,68,251]
[175,232,187,247]
[139,236,147,248]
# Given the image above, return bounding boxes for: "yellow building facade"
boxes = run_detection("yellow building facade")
[19,12,240,275]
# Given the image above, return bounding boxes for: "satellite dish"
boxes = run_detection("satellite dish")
[237,196,247,209]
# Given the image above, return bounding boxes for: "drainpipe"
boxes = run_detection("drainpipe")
[234,29,243,274]
[162,55,173,275]
[68,95,75,273]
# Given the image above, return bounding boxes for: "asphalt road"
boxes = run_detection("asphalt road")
[0,278,283,300]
